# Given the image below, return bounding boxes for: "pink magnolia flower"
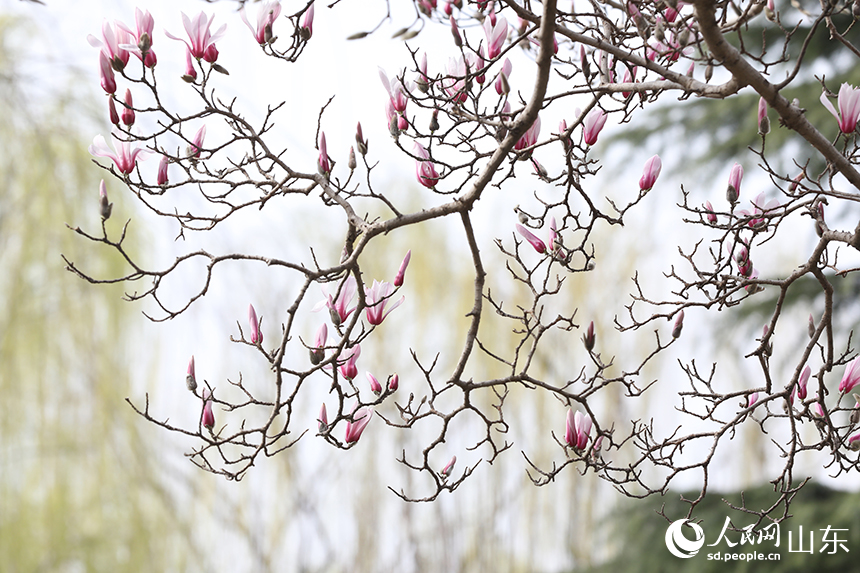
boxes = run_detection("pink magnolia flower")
[379,68,410,113]
[190,125,206,159]
[812,401,825,418]
[318,132,332,176]
[310,322,328,365]
[89,133,146,175]
[394,250,411,287]
[564,409,592,451]
[301,3,314,39]
[388,373,399,392]
[440,455,457,478]
[516,223,547,254]
[186,355,197,392]
[338,344,361,380]
[117,8,157,67]
[166,12,227,60]
[413,142,440,189]
[99,51,117,94]
[820,83,860,134]
[726,163,743,203]
[249,304,263,344]
[88,20,131,71]
[367,372,383,395]
[797,365,811,401]
[344,403,373,444]
[121,89,135,127]
[318,403,328,431]
[202,389,215,430]
[747,392,759,407]
[182,48,198,82]
[743,192,780,227]
[365,280,405,325]
[840,356,860,394]
[483,14,508,59]
[443,56,468,104]
[313,276,357,326]
[495,58,512,95]
[639,155,662,191]
[514,114,541,153]
[157,155,169,185]
[240,1,281,44]
[583,108,607,146]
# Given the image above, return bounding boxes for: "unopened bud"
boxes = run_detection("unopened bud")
[309,348,325,365]
[583,321,595,351]
[186,356,197,392]
[212,63,229,75]
[99,180,113,221]
[808,314,815,339]
[726,184,738,205]
[138,32,152,55]
[450,16,462,47]
[429,109,440,132]
[854,0,860,18]
[388,373,399,392]
[329,306,342,327]
[108,97,119,126]
[348,146,357,170]
[704,64,713,84]
[318,403,328,432]
[389,114,401,138]
[672,310,684,339]
[440,455,457,479]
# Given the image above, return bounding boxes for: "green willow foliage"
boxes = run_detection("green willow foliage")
[0,16,198,571]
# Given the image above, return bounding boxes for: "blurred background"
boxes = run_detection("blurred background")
[1,0,859,571]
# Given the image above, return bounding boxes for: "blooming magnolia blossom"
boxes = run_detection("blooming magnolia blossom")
[344,403,373,444]
[240,1,281,44]
[413,142,440,189]
[249,304,263,344]
[117,8,157,67]
[582,108,607,145]
[166,12,227,60]
[840,356,860,394]
[88,19,131,71]
[737,192,780,228]
[516,224,547,254]
[365,280,405,325]
[338,344,361,380]
[89,133,146,175]
[394,250,411,287]
[820,83,860,134]
[514,114,541,153]
[639,155,662,191]
[483,14,508,59]
[313,275,357,326]
[443,56,468,104]
[564,409,592,451]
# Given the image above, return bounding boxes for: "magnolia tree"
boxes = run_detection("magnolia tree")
[66,0,860,527]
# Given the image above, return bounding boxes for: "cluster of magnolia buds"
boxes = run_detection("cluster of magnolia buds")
[515,216,568,262]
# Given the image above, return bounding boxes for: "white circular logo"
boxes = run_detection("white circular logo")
[665,519,705,559]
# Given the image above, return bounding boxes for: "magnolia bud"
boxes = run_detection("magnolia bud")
[704,64,713,84]
[583,321,595,351]
[99,180,113,221]
[808,314,815,339]
[309,348,325,365]
[388,373,399,392]
[440,455,457,479]
[429,109,440,132]
[329,306,342,327]
[186,356,197,392]
[672,310,684,339]
[348,146,357,170]
[318,403,328,432]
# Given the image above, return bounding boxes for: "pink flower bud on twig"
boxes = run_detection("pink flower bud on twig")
[639,155,662,191]
[367,372,382,395]
[99,180,113,221]
[249,304,263,344]
[121,89,135,127]
[440,455,457,479]
[672,310,684,339]
[582,321,595,351]
[344,403,373,443]
[516,224,547,254]
[394,250,411,287]
[388,373,399,392]
[186,356,197,392]
[318,403,328,431]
